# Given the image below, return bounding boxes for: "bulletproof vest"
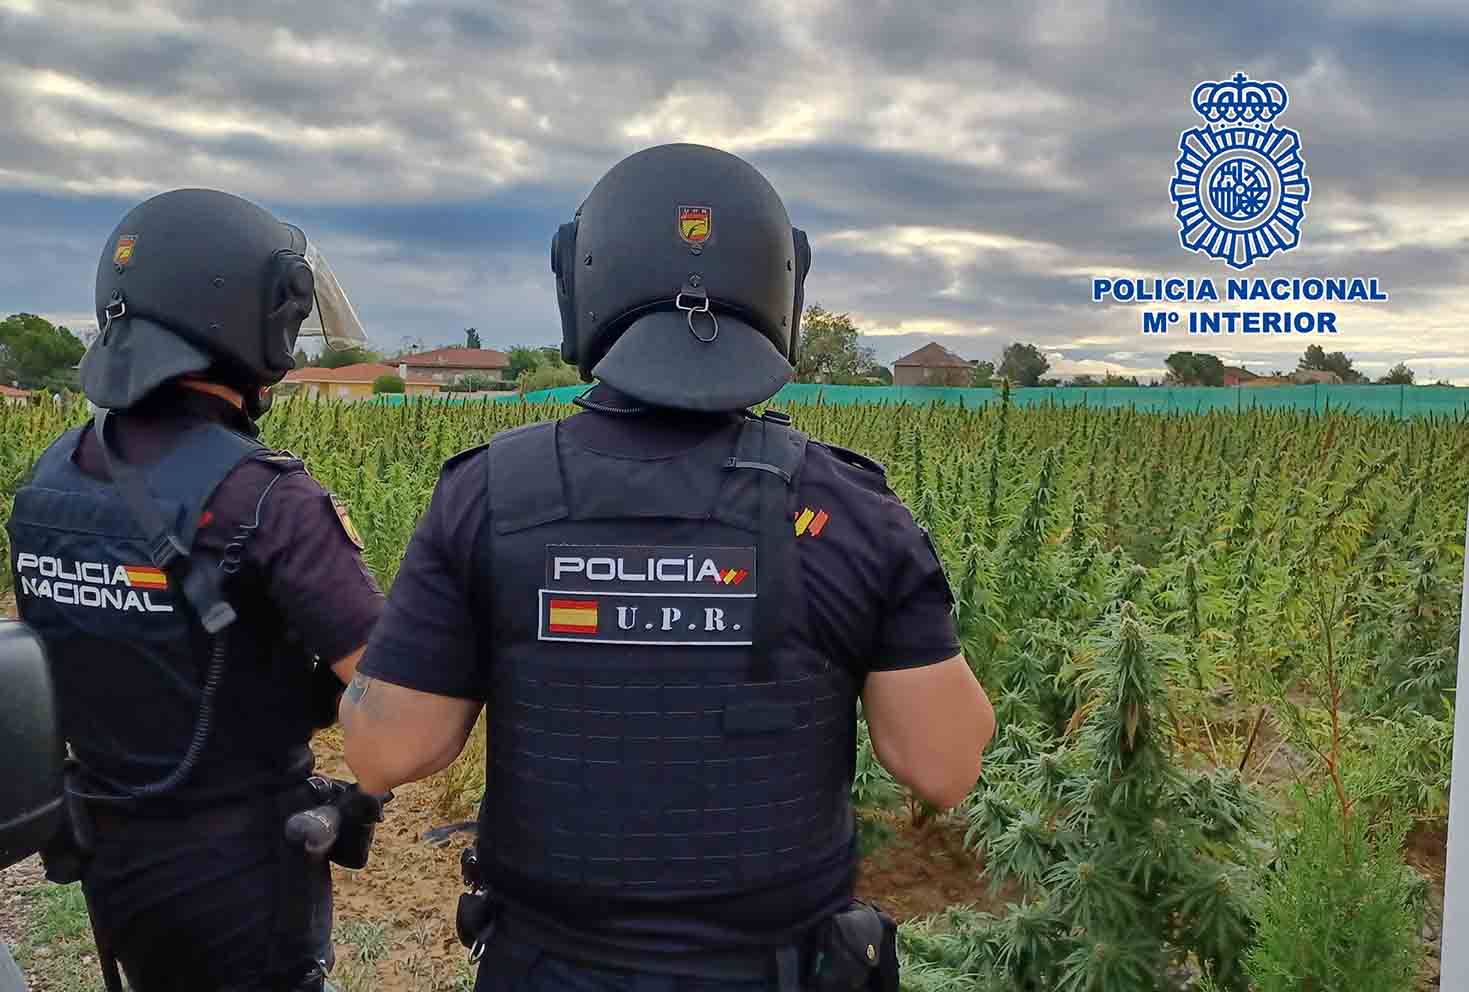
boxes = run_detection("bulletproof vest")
[5,419,316,807]
[475,413,859,920]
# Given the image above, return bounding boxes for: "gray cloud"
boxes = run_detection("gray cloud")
[1,0,1466,381]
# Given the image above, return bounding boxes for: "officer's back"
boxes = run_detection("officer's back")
[7,188,385,992]
[339,143,996,992]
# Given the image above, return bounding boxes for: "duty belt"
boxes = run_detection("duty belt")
[453,849,878,991]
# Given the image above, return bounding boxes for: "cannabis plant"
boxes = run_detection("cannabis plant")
[945,603,1260,992]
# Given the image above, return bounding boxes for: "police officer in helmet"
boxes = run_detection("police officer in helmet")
[339,143,996,990]
[6,188,389,991]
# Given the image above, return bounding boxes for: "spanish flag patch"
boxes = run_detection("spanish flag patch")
[547,598,599,634]
[794,507,829,537]
[124,565,168,590]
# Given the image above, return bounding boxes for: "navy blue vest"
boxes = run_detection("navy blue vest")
[6,420,316,808]
[474,414,859,944]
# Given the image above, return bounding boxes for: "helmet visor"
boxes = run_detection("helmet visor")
[298,243,368,351]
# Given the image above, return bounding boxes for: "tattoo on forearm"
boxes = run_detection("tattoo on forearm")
[345,674,373,706]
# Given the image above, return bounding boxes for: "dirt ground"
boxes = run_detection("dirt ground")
[312,729,1006,990]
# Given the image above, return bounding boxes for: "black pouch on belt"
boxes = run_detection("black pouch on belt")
[808,900,899,992]
[40,761,94,885]
[454,848,501,955]
[455,891,498,951]
[328,783,389,870]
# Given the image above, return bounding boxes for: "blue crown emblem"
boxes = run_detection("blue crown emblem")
[1170,72,1311,270]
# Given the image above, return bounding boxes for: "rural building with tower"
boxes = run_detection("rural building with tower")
[893,342,978,386]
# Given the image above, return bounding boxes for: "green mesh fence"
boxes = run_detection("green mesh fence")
[368,383,1469,418]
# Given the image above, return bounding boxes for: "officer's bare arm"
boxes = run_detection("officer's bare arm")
[338,674,482,795]
[329,646,366,682]
[861,654,995,810]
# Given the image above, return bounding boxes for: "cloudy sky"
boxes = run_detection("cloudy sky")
[3,0,1467,382]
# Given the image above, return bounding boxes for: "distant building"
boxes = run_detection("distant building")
[893,342,977,387]
[395,346,511,385]
[1290,369,1342,385]
[1,384,31,405]
[282,363,442,401]
[1221,366,1260,386]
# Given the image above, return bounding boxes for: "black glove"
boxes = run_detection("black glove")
[328,782,391,870]
[286,778,392,870]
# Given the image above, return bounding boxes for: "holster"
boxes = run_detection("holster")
[455,847,501,961]
[38,760,126,992]
[39,760,94,885]
[450,845,899,992]
[293,775,389,870]
[328,781,388,870]
[807,900,899,992]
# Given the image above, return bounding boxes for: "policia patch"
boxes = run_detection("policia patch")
[538,544,755,646]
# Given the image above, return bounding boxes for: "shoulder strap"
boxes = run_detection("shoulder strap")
[723,412,808,683]
[141,422,271,550]
[488,420,569,535]
[94,411,255,634]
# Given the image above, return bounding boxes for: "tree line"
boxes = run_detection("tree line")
[3,310,1454,398]
[1163,346,1434,386]
[792,308,1448,390]
[0,314,85,393]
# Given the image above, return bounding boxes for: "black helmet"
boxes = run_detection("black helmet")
[81,188,366,418]
[552,143,812,412]
[0,622,63,872]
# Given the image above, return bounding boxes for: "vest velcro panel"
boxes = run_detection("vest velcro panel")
[479,416,857,905]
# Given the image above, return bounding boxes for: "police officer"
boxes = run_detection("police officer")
[339,143,996,990]
[5,188,388,992]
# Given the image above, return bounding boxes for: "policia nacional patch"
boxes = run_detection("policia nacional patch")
[539,545,755,646]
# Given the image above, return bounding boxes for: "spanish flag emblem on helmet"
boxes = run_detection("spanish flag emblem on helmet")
[678,205,711,245]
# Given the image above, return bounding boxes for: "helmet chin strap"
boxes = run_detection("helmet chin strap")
[177,376,271,422]
[178,378,246,409]
[245,384,274,420]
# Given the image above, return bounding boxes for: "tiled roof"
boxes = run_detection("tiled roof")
[397,347,509,370]
[283,363,439,385]
[893,342,976,368]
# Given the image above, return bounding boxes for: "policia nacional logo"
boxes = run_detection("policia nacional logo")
[539,545,755,646]
[1170,73,1310,270]
[14,553,172,614]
